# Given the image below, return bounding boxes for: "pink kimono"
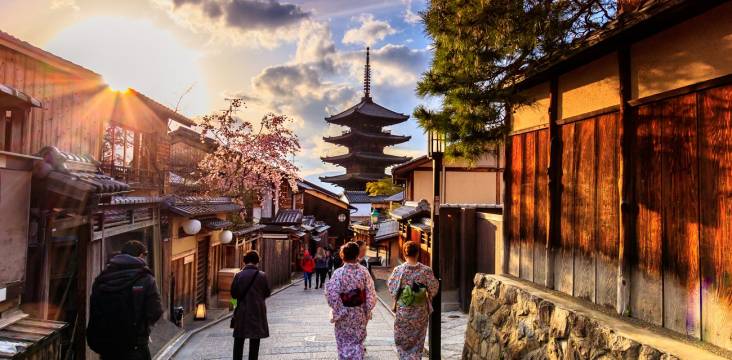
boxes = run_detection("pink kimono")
[387,262,439,360]
[324,263,377,360]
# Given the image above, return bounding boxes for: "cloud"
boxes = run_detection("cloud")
[339,44,430,87]
[342,14,396,46]
[51,0,80,11]
[402,0,422,24]
[154,0,311,47]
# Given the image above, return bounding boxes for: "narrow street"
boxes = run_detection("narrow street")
[173,282,400,359]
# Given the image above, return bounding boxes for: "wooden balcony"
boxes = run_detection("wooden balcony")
[100,163,162,190]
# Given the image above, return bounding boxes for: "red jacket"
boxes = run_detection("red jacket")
[300,252,315,273]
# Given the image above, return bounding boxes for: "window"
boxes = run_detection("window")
[0,109,27,153]
[101,123,157,185]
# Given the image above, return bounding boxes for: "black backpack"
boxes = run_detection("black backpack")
[87,270,146,354]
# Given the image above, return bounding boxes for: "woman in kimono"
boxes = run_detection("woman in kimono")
[325,242,377,359]
[387,241,439,360]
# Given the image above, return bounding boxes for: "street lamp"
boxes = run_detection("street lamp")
[427,129,445,360]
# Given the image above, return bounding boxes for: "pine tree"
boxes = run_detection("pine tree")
[415,0,617,159]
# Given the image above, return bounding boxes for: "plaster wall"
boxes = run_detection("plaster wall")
[559,53,620,119]
[512,83,550,133]
[632,2,732,98]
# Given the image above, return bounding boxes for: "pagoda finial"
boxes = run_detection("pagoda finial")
[363,47,371,99]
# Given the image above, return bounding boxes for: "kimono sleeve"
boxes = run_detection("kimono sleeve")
[364,268,377,312]
[325,271,347,321]
[386,266,403,298]
[424,266,439,296]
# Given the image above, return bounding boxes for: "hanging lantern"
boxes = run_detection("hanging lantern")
[182,219,201,235]
[220,230,233,244]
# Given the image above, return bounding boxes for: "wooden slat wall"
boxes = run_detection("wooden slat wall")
[596,113,620,308]
[534,130,549,285]
[660,94,700,337]
[557,123,577,295]
[519,132,535,281]
[574,119,597,302]
[172,257,195,314]
[0,46,107,156]
[700,85,732,349]
[509,135,522,276]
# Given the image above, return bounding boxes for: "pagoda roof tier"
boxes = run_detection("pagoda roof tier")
[325,97,409,127]
[321,152,411,166]
[319,172,386,185]
[323,129,411,146]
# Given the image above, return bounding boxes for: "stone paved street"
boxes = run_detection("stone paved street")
[173,282,399,359]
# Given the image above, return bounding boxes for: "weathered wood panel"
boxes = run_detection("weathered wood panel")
[596,112,620,308]
[520,132,536,281]
[509,135,522,277]
[661,94,700,338]
[557,123,576,295]
[632,102,663,326]
[534,129,549,285]
[699,85,732,349]
[574,119,597,302]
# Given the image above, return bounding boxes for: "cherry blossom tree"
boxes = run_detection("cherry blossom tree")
[196,99,300,205]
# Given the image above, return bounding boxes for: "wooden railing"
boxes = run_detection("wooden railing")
[100,163,160,189]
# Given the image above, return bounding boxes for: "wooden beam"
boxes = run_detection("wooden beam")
[617,45,636,316]
[546,76,561,290]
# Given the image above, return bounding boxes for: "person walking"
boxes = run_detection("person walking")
[301,249,315,289]
[314,247,329,289]
[87,240,163,360]
[326,249,335,280]
[387,241,439,360]
[230,250,271,360]
[324,242,377,360]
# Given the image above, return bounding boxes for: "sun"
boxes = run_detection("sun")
[45,16,207,115]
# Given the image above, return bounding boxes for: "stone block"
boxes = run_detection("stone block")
[549,307,571,339]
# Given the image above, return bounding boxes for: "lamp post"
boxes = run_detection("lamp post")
[427,130,444,360]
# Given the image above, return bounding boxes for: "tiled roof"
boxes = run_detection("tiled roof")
[326,97,409,124]
[110,196,163,205]
[321,151,410,165]
[165,196,242,217]
[38,147,132,200]
[0,83,42,108]
[0,316,68,357]
[201,218,234,230]
[323,129,411,146]
[375,220,399,241]
[384,191,404,202]
[233,224,266,237]
[343,191,392,204]
[390,199,431,220]
[270,209,303,225]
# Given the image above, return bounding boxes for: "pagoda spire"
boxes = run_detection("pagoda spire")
[363,47,371,99]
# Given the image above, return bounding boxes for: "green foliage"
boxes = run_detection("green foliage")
[415,0,616,159]
[366,177,404,196]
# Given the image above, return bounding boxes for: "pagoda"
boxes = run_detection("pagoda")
[320,48,412,190]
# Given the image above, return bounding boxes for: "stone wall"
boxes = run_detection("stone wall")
[462,274,715,359]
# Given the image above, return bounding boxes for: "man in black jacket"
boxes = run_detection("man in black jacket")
[87,240,163,360]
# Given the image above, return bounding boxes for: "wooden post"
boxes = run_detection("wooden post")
[459,206,477,310]
[617,45,636,316]
[546,77,561,289]
[76,222,91,360]
[502,104,513,275]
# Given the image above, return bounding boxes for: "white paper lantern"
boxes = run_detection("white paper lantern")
[182,219,201,235]
[220,230,233,244]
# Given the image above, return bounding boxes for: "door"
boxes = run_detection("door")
[196,237,210,305]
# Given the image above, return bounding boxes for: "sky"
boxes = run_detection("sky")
[0,0,438,193]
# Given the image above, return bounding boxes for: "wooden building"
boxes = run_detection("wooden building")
[503,0,732,351]
[165,197,241,318]
[278,179,352,248]
[391,152,504,206]
[0,29,196,358]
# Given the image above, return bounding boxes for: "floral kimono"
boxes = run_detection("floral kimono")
[324,263,377,360]
[387,262,439,360]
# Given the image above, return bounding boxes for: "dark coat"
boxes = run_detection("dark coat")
[90,254,163,345]
[230,265,271,339]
